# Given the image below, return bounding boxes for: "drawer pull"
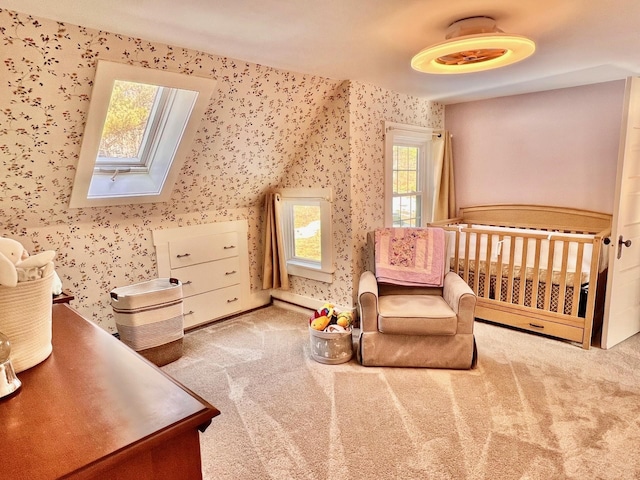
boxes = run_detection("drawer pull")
[223,245,236,250]
[182,280,192,286]
[185,310,195,315]
[176,253,191,258]
[529,323,544,329]
[225,270,237,275]
[227,297,239,303]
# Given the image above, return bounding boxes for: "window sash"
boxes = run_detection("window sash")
[94,87,175,174]
[286,200,323,266]
[392,193,422,227]
[279,188,334,283]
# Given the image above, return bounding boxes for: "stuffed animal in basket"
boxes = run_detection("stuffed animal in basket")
[309,303,353,332]
[0,237,56,287]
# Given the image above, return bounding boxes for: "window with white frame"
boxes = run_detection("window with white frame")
[280,188,334,283]
[96,80,170,171]
[384,122,433,227]
[69,60,217,208]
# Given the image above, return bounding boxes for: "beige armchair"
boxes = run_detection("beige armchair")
[357,233,477,369]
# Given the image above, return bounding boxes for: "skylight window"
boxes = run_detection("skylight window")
[96,80,161,170]
[69,61,217,208]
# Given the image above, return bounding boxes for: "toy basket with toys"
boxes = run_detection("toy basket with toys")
[308,304,354,364]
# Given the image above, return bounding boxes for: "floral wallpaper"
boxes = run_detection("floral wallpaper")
[0,7,443,331]
[347,83,443,302]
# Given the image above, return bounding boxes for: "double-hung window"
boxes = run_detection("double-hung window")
[384,122,433,227]
[280,188,334,283]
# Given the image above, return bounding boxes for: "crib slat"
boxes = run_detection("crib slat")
[474,231,482,295]
[557,240,570,315]
[543,239,555,311]
[506,235,517,303]
[571,243,585,317]
[463,229,471,284]
[496,234,506,302]
[518,236,529,306]
[453,228,460,275]
[483,233,493,298]
[532,239,542,308]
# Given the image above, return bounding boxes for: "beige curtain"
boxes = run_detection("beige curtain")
[262,192,289,290]
[431,131,456,222]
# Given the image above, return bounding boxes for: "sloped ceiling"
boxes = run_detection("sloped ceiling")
[1,0,638,104]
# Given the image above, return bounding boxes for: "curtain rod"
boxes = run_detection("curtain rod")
[432,130,453,138]
[384,124,451,137]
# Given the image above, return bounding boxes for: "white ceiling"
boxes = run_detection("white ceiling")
[2,0,639,104]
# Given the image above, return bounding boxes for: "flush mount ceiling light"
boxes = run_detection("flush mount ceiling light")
[411,16,535,74]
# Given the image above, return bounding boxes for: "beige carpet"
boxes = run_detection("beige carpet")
[162,306,640,480]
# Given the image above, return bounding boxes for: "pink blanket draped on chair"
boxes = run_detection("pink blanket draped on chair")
[374,227,446,287]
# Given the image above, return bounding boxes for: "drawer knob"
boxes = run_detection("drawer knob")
[223,245,236,250]
[529,323,544,329]
[225,270,237,275]
[227,297,239,303]
[176,253,191,258]
[185,310,195,315]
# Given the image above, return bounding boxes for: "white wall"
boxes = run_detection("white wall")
[445,80,626,214]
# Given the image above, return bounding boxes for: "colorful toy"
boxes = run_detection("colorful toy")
[310,315,331,331]
[309,304,353,333]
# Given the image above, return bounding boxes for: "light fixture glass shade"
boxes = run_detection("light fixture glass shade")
[411,18,535,74]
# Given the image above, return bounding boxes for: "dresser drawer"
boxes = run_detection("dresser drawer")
[182,285,242,329]
[172,257,240,297]
[169,232,239,268]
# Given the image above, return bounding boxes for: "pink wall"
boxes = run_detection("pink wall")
[445,80,626,214]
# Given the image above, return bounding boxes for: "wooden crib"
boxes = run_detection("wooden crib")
[430,205,612,349]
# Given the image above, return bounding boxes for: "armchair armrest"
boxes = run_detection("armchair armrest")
[443,272,476,334]
[358,271,379,332]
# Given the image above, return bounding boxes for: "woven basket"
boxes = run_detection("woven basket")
[0,267,54,373]
[111,278,184,366]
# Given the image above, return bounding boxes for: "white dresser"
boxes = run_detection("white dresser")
[153,220,251,330]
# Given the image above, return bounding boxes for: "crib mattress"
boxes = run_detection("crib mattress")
[459,268,584,316]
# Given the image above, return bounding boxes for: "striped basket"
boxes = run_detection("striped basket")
[111,278,184,366]
[0,266,54,373]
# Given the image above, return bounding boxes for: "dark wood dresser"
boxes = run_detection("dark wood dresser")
[1,304,219,480]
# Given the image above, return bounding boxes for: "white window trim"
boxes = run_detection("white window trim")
[69,60,216,208]
[384,121,433,227]
[280,188,335,283]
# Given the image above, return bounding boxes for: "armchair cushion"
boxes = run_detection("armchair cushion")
[378,295,457,336]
